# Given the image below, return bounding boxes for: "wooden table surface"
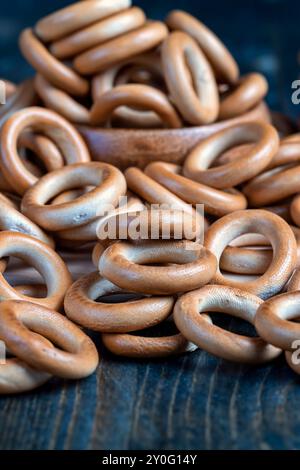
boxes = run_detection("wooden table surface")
[0,0,299,450]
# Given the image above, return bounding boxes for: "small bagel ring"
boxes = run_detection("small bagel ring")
[221,225,300,275]
[255,291,300,351]
[92,53,164,128]
[0,357,51,395]
[0,300,99,379]
[161,31,219,125]
[145,161,247,217]
[51,7,146,59]
[99,240,217,295]
[269,136,300,169]
[90,84,182,128]
[220,246,272,275]
[74,21,168,75]
[92,52,162,99]
[64,272,175,333]
[125,167,199,218]
[19,29,89,96]
[184,122,279,189]
[244,164,300,207]
[35,0,131,42]
[0,193,53,247]
[215,137,300,171]
[18,131,64,171]
[174,285,281,363]
[21,162,127,231]
[102,329,197,358]
[0,107,91,195]
[35,74,91,125]
[205,209,297,299]
[125,167,207,232]
[166,10,239,84]
[219,73,268,120]
[0,231,72,309]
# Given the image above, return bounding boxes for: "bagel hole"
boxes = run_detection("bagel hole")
[127,321,178,338]
[95,292,145,304]
[208,312,258,337]
[23,149,48,175]
[132,248,200,267]
[49,186,95,206]
[221,270,260,283]
[3,256,47,298]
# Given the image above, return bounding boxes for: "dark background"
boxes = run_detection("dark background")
[0,0,299,117]
[0,0,300,451]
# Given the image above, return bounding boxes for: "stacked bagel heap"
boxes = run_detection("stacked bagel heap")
[0,0,300,394]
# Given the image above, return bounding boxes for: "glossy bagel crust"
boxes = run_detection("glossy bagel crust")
[219,73,268,120]
[183,122,279,189]
[90,84,182,128]
[92,52,163,128]
[21,162,127,231]
[74,21,168,75]
[35,0,131,42]
[0,300,99,379]
[124,167,203,228]
[161,31,219,125]
[220,246,272,275]
[205,210,297,299]
[0,231,72,309]
[0,192,53,247]
[0,107,90,195]
[99,240,217,295]
[34,74,91,125]
[166,10,239,84]
[19,29,89,96]
[145,161,247,217]
[51,7,146,59]
[255,290,300,351]
[244,164,300,207]
[18,131,64,172]
[102,330,197,358]
[220,225,300,275]
[174,285,281,363]
[64,271,175,333]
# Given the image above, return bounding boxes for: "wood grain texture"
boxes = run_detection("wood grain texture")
[0,0,300,451]
[79,103,270,170]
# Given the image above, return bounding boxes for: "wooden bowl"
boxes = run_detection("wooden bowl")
[79,102,270,170]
